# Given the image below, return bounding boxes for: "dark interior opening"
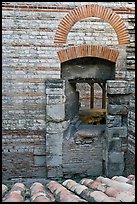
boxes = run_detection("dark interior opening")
[61,57,115,141]
[68,80,107,125]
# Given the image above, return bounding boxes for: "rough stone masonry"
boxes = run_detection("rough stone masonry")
[2,2,135,180]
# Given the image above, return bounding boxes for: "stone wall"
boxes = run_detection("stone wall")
[2,2,135,179]
[104,80,131,177]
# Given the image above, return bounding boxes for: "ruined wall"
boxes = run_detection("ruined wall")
[2,2,135,179]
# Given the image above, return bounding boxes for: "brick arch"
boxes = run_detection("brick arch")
[57,45,119,63]
[54,4,129,45]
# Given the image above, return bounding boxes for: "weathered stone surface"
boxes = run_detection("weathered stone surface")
[106,127,127,138]
[46,80,64,89]
[108,95,130,105]
[46,165,63,178]
[106,115,121,127]
[107,87,130,95]
[46,104,65,122]
[62,58,115,81]
[108,152,124,163]
[34,155,46,166]
[46,95,66,105]
[46,121,69,133]
[2,1,135,180]
[108,138,122,151]
[107,104,128,115]
[107,80,129,88]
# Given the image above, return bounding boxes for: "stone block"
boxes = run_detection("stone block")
[108,95,130,105]
[34,146,46,155]
[107,80,129,88]
[45,80,65,95]
[107,87,130,95]
[106,127,127,138]
[46,80,65,89]
[108,151,124,163]
[34,155,46,166]
[46,144,62,156]
[46,104,65,122]
[46,133,63,157]
[46,121,69,133]
[107,104,128,115]
[46,133,63,144]
[46,88,64,95]
[106,115,121,127]
[108,138,122,151]
[107,80,131,94]
[107,162,125,178]
[47,155,62,166]
[46,95,66,104]
[47,165,63,178]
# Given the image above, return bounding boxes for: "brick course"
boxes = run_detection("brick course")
[54,4,130,45]
[58,45,119,63]
[2,2,135,180]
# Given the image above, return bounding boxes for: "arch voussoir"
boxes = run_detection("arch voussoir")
[54,4,129,45]
[57,45,119,63]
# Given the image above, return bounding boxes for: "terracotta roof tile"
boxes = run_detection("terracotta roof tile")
[2,174,135,202]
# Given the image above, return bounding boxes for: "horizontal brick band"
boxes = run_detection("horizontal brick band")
[54,4,129,45]
[57,45,119,63]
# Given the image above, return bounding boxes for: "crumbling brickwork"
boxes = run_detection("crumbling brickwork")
[2,2,135,179]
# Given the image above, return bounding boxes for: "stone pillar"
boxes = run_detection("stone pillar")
[45,79,68,178]
[104,80,131,178]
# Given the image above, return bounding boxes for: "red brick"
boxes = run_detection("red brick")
[54,4,129,45]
